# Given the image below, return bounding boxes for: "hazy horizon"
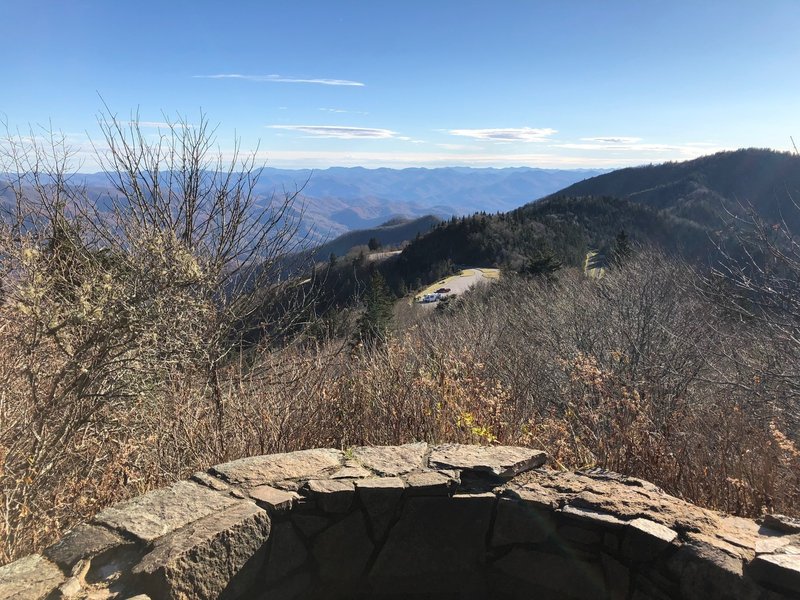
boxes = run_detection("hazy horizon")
[4,1,800,171]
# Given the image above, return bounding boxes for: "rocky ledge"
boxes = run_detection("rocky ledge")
[0,444,798,599]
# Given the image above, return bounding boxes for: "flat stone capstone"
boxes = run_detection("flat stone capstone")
[0,443,797,600]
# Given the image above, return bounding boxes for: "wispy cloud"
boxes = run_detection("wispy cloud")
[436,142,482,150]
[554,139,722,155]
[449,127,557,142]
[318,107,369,115]
[580,136,642,144]
[194,74,365,86]
[236,149,660,169]
[267,125,397,139]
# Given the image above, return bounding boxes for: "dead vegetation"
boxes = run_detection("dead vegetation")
[1,116,799,564]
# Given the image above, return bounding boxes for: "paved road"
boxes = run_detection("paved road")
[414,268,500,307]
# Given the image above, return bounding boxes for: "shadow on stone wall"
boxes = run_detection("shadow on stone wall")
[1,444,798,599]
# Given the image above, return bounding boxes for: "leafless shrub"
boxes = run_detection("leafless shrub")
[0,113,315,562]
[402,250,799,514]
[705,201,800,430]
[1,118,798,564]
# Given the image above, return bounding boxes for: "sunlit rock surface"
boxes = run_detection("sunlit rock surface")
[1,444,798,599]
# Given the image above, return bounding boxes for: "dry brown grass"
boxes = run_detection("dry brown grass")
[1,120,799,564]
[2,250,800,564]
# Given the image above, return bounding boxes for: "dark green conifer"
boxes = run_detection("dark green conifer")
[611,229,632,264]
[356,271,394,345]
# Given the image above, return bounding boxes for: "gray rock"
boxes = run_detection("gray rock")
[330,460,373,479]
[601,552,630,600]
[491,497,555,546]
[668,539,758,600]
[305,479,355,513]
[493,548,606,599]
[190,471,230,492]
[528,469,717,533]
[255,571,312,600]
[404,471,456,496]
[355,476,405,491]
[249,485,297,512]
[0,554,65,600]
[604,531,621,553]
[56,575,84,598]
[132,501,271,600]
[486,572,565,600]
[2,447,787,600]
[428,444,546,478]
[622,518,678,561]
[212,449,343,488]
[631,591,668,600]
[94,480,240,543]
[271,480,302,492]
[632,573,676,600]
[748,552,800,595]
[351,442,428,476]
[562,505,626,529]
[559,524,602,546]
[291,513,331,539]
[369,494,494,593]
[356,477,405,540]
[763,514,800,534]
[504,484,560,510]
[330,466,372,479]
[755,533,800,555]
[43,523,129,570]
[264,522,308,583]
[84,544,143,590]
[313,510,374,582]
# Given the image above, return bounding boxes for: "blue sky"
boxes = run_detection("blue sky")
[3,0,800,170]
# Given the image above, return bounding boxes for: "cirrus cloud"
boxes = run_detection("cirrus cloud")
[193,74,365,86]
[318,107,370,115]
[554,140,722,155]
[268,125,398,139]
[580,136,642,144]
[449,127,557,142]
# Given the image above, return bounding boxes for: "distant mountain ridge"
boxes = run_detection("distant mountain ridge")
[311,215,441,261]
[0,166,605,245]
[363,149,800,293]
[548,148,800,231]
[255,165,606,238]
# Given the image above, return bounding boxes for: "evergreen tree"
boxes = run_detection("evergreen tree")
[356,271,394,345]
[368,237,381,251]
[397,278,408,296]
[519,251,562,279]
[611,229,632,264]
[353,249,367,268]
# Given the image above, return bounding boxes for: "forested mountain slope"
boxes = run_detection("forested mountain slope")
[550,149,800,231]
[374,150,800,292]
[311,215,441,261]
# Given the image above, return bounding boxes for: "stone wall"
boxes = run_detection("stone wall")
[1,444,799,599]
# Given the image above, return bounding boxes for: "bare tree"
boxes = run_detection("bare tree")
[90,109,318,444]
[706,201,800,431]
[0,111,316,560]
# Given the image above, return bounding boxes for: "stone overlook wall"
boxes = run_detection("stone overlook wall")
[1,444,799,600]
